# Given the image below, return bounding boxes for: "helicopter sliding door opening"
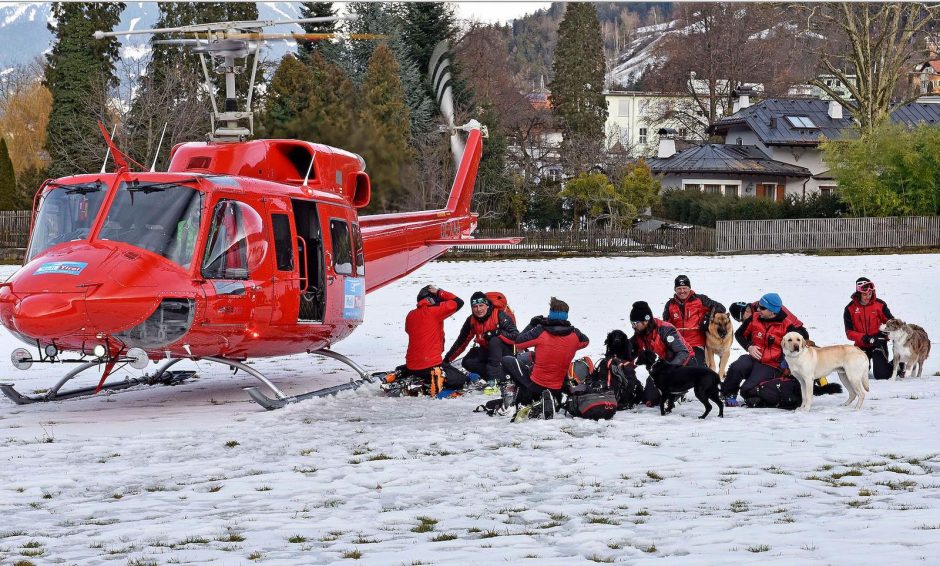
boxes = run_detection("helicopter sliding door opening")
[291,199,325,322]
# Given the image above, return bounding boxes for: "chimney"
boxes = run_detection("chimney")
[828,100,843,120]
[657,128,677,158]
[732,87,752,113]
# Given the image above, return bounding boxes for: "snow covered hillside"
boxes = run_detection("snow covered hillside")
[1,253,939,565]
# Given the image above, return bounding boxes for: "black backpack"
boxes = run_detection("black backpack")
[597,356,643,409]
[565,357,618,420]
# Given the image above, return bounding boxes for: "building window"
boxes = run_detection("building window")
[736,137,743,145]
[618,100,630,117]
[785,116,817,129]
[819,185,837,196]
[679,128,688,138]
[724,185,739,197]
[547,168,562,183]
[704,184,721,194]
[683,183,700,192]
[639,128,648,145]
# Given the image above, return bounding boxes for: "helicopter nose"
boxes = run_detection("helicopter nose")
[11,293,88,340]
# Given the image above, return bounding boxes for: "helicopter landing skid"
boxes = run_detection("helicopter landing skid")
[242,349,376,410]
[0,359,194,405]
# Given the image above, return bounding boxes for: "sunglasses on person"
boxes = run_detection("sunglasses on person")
[630,320,644,328]
[758,305,772,312]
[856,281,875,293]
[470,298,489,306]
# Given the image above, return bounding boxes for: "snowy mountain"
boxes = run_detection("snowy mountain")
[0,2,306,71]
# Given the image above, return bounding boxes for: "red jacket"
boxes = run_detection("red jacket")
[632,318,693,366]
[742,310,804,368]
[444,308,518,362]
[663,292,724,348]
[843,292,893,349]
[515,318,589,389]
[405,290,462,370]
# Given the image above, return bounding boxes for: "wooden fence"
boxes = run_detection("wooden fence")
[448,226,717,256]
[715,216,940,253]
[0,210,30,249]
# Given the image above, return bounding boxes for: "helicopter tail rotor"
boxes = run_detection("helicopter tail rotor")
[429,41,467,168]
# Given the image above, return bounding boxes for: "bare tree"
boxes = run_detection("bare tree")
[801,2,940,134]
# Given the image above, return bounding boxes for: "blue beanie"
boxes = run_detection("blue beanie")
[759,293,783,314]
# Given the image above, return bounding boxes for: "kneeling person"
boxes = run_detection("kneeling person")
[444,292,519,390]
[502,297,589,420]
[401,285,466,395]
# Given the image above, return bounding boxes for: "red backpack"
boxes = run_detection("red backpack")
[485,291,515,323]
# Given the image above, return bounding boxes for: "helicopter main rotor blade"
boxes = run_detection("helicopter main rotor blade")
[227,32,386,41]
[93,14,358,40]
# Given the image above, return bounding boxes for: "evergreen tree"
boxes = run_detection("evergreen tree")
[359,43,412,212]
[346,3,434,142]
[302,52,357,147]
[258,55,317,139]
[44,2,124,177]
[549,3,607,175]
[0,138,17,211]
[298,2,340,61]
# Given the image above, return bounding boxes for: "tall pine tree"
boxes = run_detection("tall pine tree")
[44,2,124,177]
[0,138,16,211]
[297,2,341,61]
[549,3,607,176]
[258,55,317,139]
[359,43,412,212]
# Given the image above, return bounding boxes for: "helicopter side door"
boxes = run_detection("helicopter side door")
[266,196,300,325]
[319,204,364,331]
[198,197,271,338]
[291,199,325,322]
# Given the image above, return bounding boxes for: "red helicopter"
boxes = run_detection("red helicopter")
[0,16,518,409]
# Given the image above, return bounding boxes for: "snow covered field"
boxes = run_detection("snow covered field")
[1,253,939,565]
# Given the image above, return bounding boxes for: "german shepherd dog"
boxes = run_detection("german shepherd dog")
[648,360,723,419]
[705,309,734,379]
[880,319,931,379]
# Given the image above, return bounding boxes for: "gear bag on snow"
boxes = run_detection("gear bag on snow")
[745,376,801,410]
[597,357,643,409]
[565,356,617,420]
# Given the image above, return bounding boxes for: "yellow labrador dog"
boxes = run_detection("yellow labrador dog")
[781,332,870,411]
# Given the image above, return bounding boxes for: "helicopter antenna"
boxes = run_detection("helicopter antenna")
[302,149,317,188]
[94,15,360,143]
[150,122,169,172]
[100,124,118,173]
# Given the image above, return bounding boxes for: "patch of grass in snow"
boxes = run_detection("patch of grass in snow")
[217,530,245,543]
[885,465,912,474]
[316,498,343,508]
[319,531,344,542]
[430,533,457,542]
[875,479,918,491]
[636,509,650,516]
[366,453,392,461]
[801,543,817,551]
[763,465,789,475]
[776,515,795,524]
[858,488,874,496]
[607,541,623,549]
[730,500,749,513]
[126,559,158,566]
[13,561,36,566]
[351,534,376,544]
[847,499,870,508]
[1,530,27,538]
[177,536,209,546]
[498,506,527,514]
[293,465,318,474]
[21,541,41,549]
[224,440,239,448]
[847,459,887,469]
[645,471,663,481]
[288,535,307,543]
[538,521,563,529]
[478,529,502,538]
[916,524,940,530]
[643,544,657,553]
[248,551,262,560]
[144,485,166,492]
[112,493,124,500]
[411,517,437,533]
[549,512,569,521]
[587,554,614,563]
[40,491,52,500]
[207,484,223,493]
[341,548,362,559]
[255,486,271,492]
[586,516,620,525]
[638,439,659,447]
[299,448,316,456]
[831,469,864,479]
[747,544,771,553]
[817,464,834,471]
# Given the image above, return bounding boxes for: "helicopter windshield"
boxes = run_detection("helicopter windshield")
[27,181,108,261]
[98,181,203,268]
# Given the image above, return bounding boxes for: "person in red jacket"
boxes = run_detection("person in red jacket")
[721,292,809,405]
[402,285,465,391]
[844,277,894,379]
[502,297,589,420]
[662,274,725,365]
[444,291,519,388]
[629,300,696,367]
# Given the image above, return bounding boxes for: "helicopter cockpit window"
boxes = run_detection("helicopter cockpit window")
[329,219,353,275]
[202,200,267,280]
[27,182,108,261]
[99,182,203,269]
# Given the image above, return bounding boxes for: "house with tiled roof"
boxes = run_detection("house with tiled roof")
[649,90,940,200]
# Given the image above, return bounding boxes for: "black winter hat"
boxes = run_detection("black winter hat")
[674,274,691,288]
[856,277,871,285]
[629,301,653,323]
[729,301,749,322]
[469,291,490,306]
[417,285,436,305]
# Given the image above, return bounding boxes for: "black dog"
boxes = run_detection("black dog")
[649,360,723,419]
[604,329,632,359]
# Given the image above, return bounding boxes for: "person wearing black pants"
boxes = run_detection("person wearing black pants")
[844,277,894,380]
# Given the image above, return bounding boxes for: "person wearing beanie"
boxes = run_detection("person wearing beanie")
[721,292,809,406]
[402,285,465,391]
[663,274,726,365]
[628,300,696,368]
[444,291,519,388]
[503,296,589,419]
[844,277,895,379]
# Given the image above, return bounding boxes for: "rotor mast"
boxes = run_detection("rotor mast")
[94,15,357,143]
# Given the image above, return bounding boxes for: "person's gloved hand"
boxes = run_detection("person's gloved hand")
[699,317,710,331]
[529,315,545,327]
[636,350,656,366]
[861,333,878,346]
[483,329,501,340]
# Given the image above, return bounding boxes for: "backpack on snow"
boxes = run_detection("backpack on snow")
[745,376,801,410]
[598,357,643,409]
[565,356,617,420]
